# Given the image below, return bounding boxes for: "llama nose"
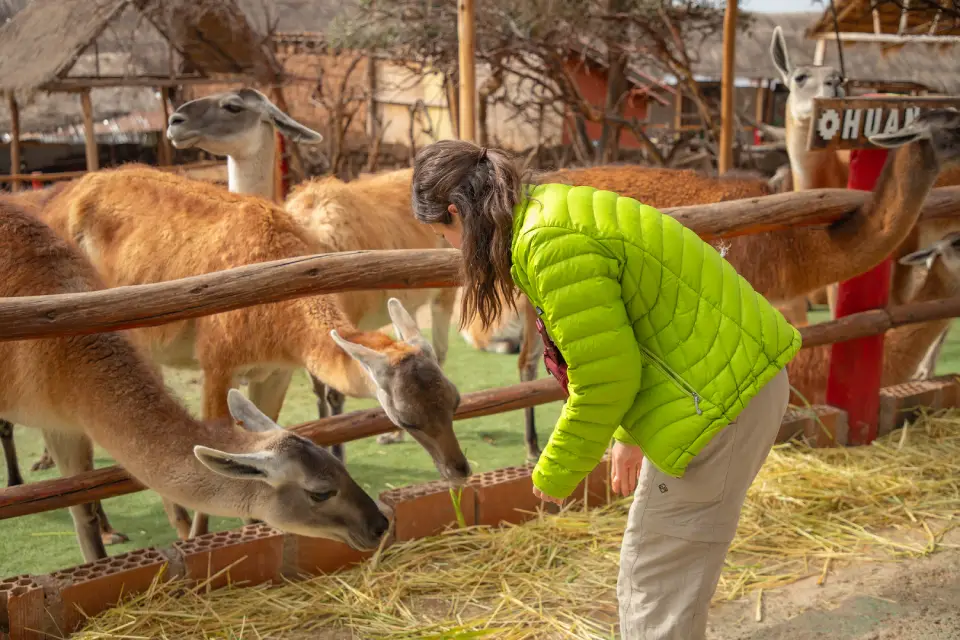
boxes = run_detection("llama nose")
[168,113,186,126]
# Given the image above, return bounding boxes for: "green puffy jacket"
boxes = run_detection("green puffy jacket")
[510,184,801,499]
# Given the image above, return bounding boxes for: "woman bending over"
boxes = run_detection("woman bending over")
[410,140,801,640]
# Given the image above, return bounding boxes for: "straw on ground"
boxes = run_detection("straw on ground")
[73,410,960,639]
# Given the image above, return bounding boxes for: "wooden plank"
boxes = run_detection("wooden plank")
[807,96,960,151]
[457,0,476,142]
[0,378,566,520]
[80,90,99,172]
[7,94,20,192]
[4,186,960,342]
[718,0,737,173]
[43,75,251,91]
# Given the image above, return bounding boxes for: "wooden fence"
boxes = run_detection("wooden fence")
[3,184,960,521]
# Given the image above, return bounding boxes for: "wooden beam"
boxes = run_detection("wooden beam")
[42,75,251,91]
[7,93,20,192]
[718,0,737,173]
[4,186,960,343]
[457,0,476,142]
[79,90,98,172]
[157,87,172,166]
[815,32,960,44]
[0,378,566,519]
[813,39,826,65]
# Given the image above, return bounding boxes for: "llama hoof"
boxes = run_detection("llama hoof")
[31,454,55,472]
[377,431,406,445]
[101,530,130,545]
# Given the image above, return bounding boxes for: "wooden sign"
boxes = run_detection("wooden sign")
[807,96,960,151]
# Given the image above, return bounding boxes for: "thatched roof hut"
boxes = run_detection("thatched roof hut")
[0,0,282,137]
[690,11,960,95]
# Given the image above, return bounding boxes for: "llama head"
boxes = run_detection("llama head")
[770,25,844,122]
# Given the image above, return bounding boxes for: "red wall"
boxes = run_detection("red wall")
[561,57,650,150]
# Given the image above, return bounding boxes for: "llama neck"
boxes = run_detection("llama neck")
[785,111,846,190]
[227,127,277,201]
[64,335,262,515]
[883,262,958,385]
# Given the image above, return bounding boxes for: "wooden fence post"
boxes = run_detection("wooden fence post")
[824,146,890,445]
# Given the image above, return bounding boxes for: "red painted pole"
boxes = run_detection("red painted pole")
[823,145,890,445]
[30,171,41,190]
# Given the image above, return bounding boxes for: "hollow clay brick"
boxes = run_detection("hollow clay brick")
[469,466,545,527]
[567,455,612,510]
[805,405,849,448]
[380,480,477,542]
[1,576,45,640]
[878,379,955,437]
[173,523,284,591]
[50,548,169,634]
[776,406,815,443]
[283,530,396,577]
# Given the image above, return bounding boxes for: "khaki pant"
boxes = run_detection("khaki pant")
[617,367,790,639]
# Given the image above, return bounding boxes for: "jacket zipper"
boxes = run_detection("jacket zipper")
[636,344,703,415]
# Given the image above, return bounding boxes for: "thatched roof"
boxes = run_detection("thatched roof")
[690,12,960,95]
[807,0,960,38]
[0,0,281,94]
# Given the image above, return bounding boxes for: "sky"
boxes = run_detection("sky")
[742,0,826,13]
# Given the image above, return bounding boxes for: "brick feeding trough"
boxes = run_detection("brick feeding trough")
[4,184,960,638]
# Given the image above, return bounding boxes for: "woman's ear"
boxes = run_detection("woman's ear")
[447,204,459,218]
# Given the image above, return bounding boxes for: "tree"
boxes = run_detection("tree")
[337,0,747,165]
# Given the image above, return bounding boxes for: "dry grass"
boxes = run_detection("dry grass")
[73,411,960,639]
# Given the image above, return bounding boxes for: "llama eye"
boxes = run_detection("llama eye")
[794,73,808,85]
[223,103,244,114]
[307,490,337,503]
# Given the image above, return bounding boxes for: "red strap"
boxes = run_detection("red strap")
[536,317,569,397]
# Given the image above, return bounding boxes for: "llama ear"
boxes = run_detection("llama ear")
[387,298,436,360]
[193,446,284,483]
[330,330,390,383]
[226,389,283,433]
[869,129,925,149]
[770,26,791,84]
[240,88,323,144]
[898,247,938,270]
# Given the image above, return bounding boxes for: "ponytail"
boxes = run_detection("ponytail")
[412,140,524,330]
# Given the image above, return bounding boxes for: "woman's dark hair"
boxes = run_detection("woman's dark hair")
[412,139,524,331]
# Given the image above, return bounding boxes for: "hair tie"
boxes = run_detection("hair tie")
[478,147,488,163]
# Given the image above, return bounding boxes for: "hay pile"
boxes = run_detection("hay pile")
[74,411,960,639]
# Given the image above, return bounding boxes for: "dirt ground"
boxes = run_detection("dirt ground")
[707,536,960,640]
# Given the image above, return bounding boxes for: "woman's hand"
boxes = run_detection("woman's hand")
[532,486,563,506]
[611,441,645,497]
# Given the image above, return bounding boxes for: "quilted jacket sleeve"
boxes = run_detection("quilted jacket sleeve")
[522,227,645,500]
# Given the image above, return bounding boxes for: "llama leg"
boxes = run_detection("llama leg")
[188,369,235,538]
[520,299,543,462]
[309,374,346,460]
[31,446,55,471]
[431,288,457,367]
[1,420,24,487]
[162,499,193,540]
[326,388,349,461]
[42,429,107,562]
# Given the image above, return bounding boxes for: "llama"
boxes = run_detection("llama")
[36,166,469,540]
[785,109,960,403]
[167,89,457,455]
[0,202,390,562]
[770,24,960,325]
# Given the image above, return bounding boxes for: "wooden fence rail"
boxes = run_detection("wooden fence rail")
[4,186,960,342]
[0,378,565,519]
[0,161,226,185]
[4,292,960,520]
